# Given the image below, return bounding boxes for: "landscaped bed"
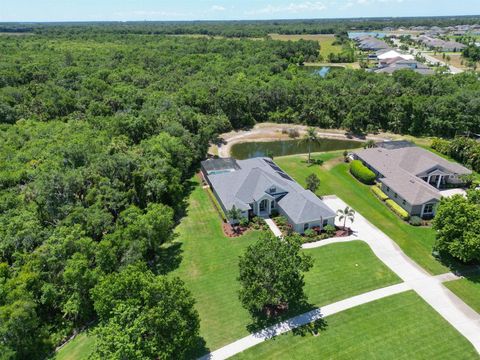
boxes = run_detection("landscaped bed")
[232,291,478,359]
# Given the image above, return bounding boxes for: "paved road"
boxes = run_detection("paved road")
[391,38,463,74]
[322,196,480,353]
[199,283,411,360]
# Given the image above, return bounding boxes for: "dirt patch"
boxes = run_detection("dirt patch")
[323,156,347,170]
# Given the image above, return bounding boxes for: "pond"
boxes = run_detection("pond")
[348,31,387,39]
[230,138,363,160]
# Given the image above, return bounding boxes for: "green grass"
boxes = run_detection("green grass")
[304,241,400,307]
[233,291,479,360]
[275,152,448,275]
[172,179,401,353]
[54,332,95,360]
[444,275,480,314]
[172,181,260,353]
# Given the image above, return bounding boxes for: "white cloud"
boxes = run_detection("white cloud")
[211,5,226,12]
[246,2,327,15]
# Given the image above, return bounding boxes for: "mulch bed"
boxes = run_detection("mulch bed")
[335,227,352,237]
[222,223,249,238]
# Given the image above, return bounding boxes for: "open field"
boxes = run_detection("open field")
[54,332,95,360]
[429,53,475,70]
[269,33,343,58]
[172,179,401,353]
[232,291,479,359]
[275,152,446,274]
[445,275,480,314]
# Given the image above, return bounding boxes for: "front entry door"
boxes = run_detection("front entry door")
[259,199,269,214]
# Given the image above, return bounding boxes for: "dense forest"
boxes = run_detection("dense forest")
[0,23,480,358]
[2,15,480,37]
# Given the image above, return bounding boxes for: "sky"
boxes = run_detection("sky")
[1,0,480,22]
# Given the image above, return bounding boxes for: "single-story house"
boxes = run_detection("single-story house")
[353,141,471,218]
[375,59,434,75]
[201,157,336,233]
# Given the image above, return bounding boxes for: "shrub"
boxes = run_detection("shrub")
[271,209,279,217]
[350,160,376,184]
[324,224,336,237]
[274,216,288,227]
[239,217,250,227]
[386,199,410,221]
[288,128,300,138]
[409,216,422,226]
[371,185,389,201]
[304,229,316,238]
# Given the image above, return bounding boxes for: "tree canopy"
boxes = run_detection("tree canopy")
[433,191,480,263]
[238,233,313,317]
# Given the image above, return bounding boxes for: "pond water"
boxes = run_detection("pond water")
[230,138,363,160]
[348,31,386,39]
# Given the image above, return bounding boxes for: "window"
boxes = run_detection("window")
[394,193,398,198]
[269,186,276,193]
[424,203,434,214]
[402,200,406,206]
[271,200,275,208]
[387,187,390,192]
[304,223,309,231]
[322,219,328,226]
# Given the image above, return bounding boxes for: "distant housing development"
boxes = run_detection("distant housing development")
[353,141,471,218]
[414,35,467,52]
[201,157,336,233]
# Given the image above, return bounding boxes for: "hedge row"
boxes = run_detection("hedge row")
[371,185,389,201]
[350,160,376,184]
[386,199,410,221]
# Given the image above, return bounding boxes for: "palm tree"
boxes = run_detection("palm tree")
[337,206,355,230]
[301,127,320,164]
[364,139,376,149]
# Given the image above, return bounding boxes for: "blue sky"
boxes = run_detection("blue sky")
[1,0,480,22]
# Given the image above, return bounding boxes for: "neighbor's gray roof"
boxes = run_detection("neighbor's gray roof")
[354,145,471,205]
[381,173,441,205]
[355,147,471,177]
[278,190,336,223]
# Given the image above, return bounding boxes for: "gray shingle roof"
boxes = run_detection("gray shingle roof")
[205,157,335,223]
[354,146,471,206]
[278,190,336,223]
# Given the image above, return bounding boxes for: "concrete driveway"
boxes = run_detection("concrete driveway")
[321,195,480,353]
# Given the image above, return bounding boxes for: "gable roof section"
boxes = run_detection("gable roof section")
[354,145,471,206]
[278,190,336,224]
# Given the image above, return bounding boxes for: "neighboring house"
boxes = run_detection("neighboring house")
[201,157,336,233]
[353,141,471,218]
[375,59,434,75]
[376,49,414,61]
[354,36,390,51]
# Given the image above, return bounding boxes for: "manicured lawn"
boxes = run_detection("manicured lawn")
[233,291,479,360]
[54,332,95,360]
[172,180,260,353]
[172,179,402,353]
[444,275,480,314]
[275,152,448,275]
[304,241,400,307]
